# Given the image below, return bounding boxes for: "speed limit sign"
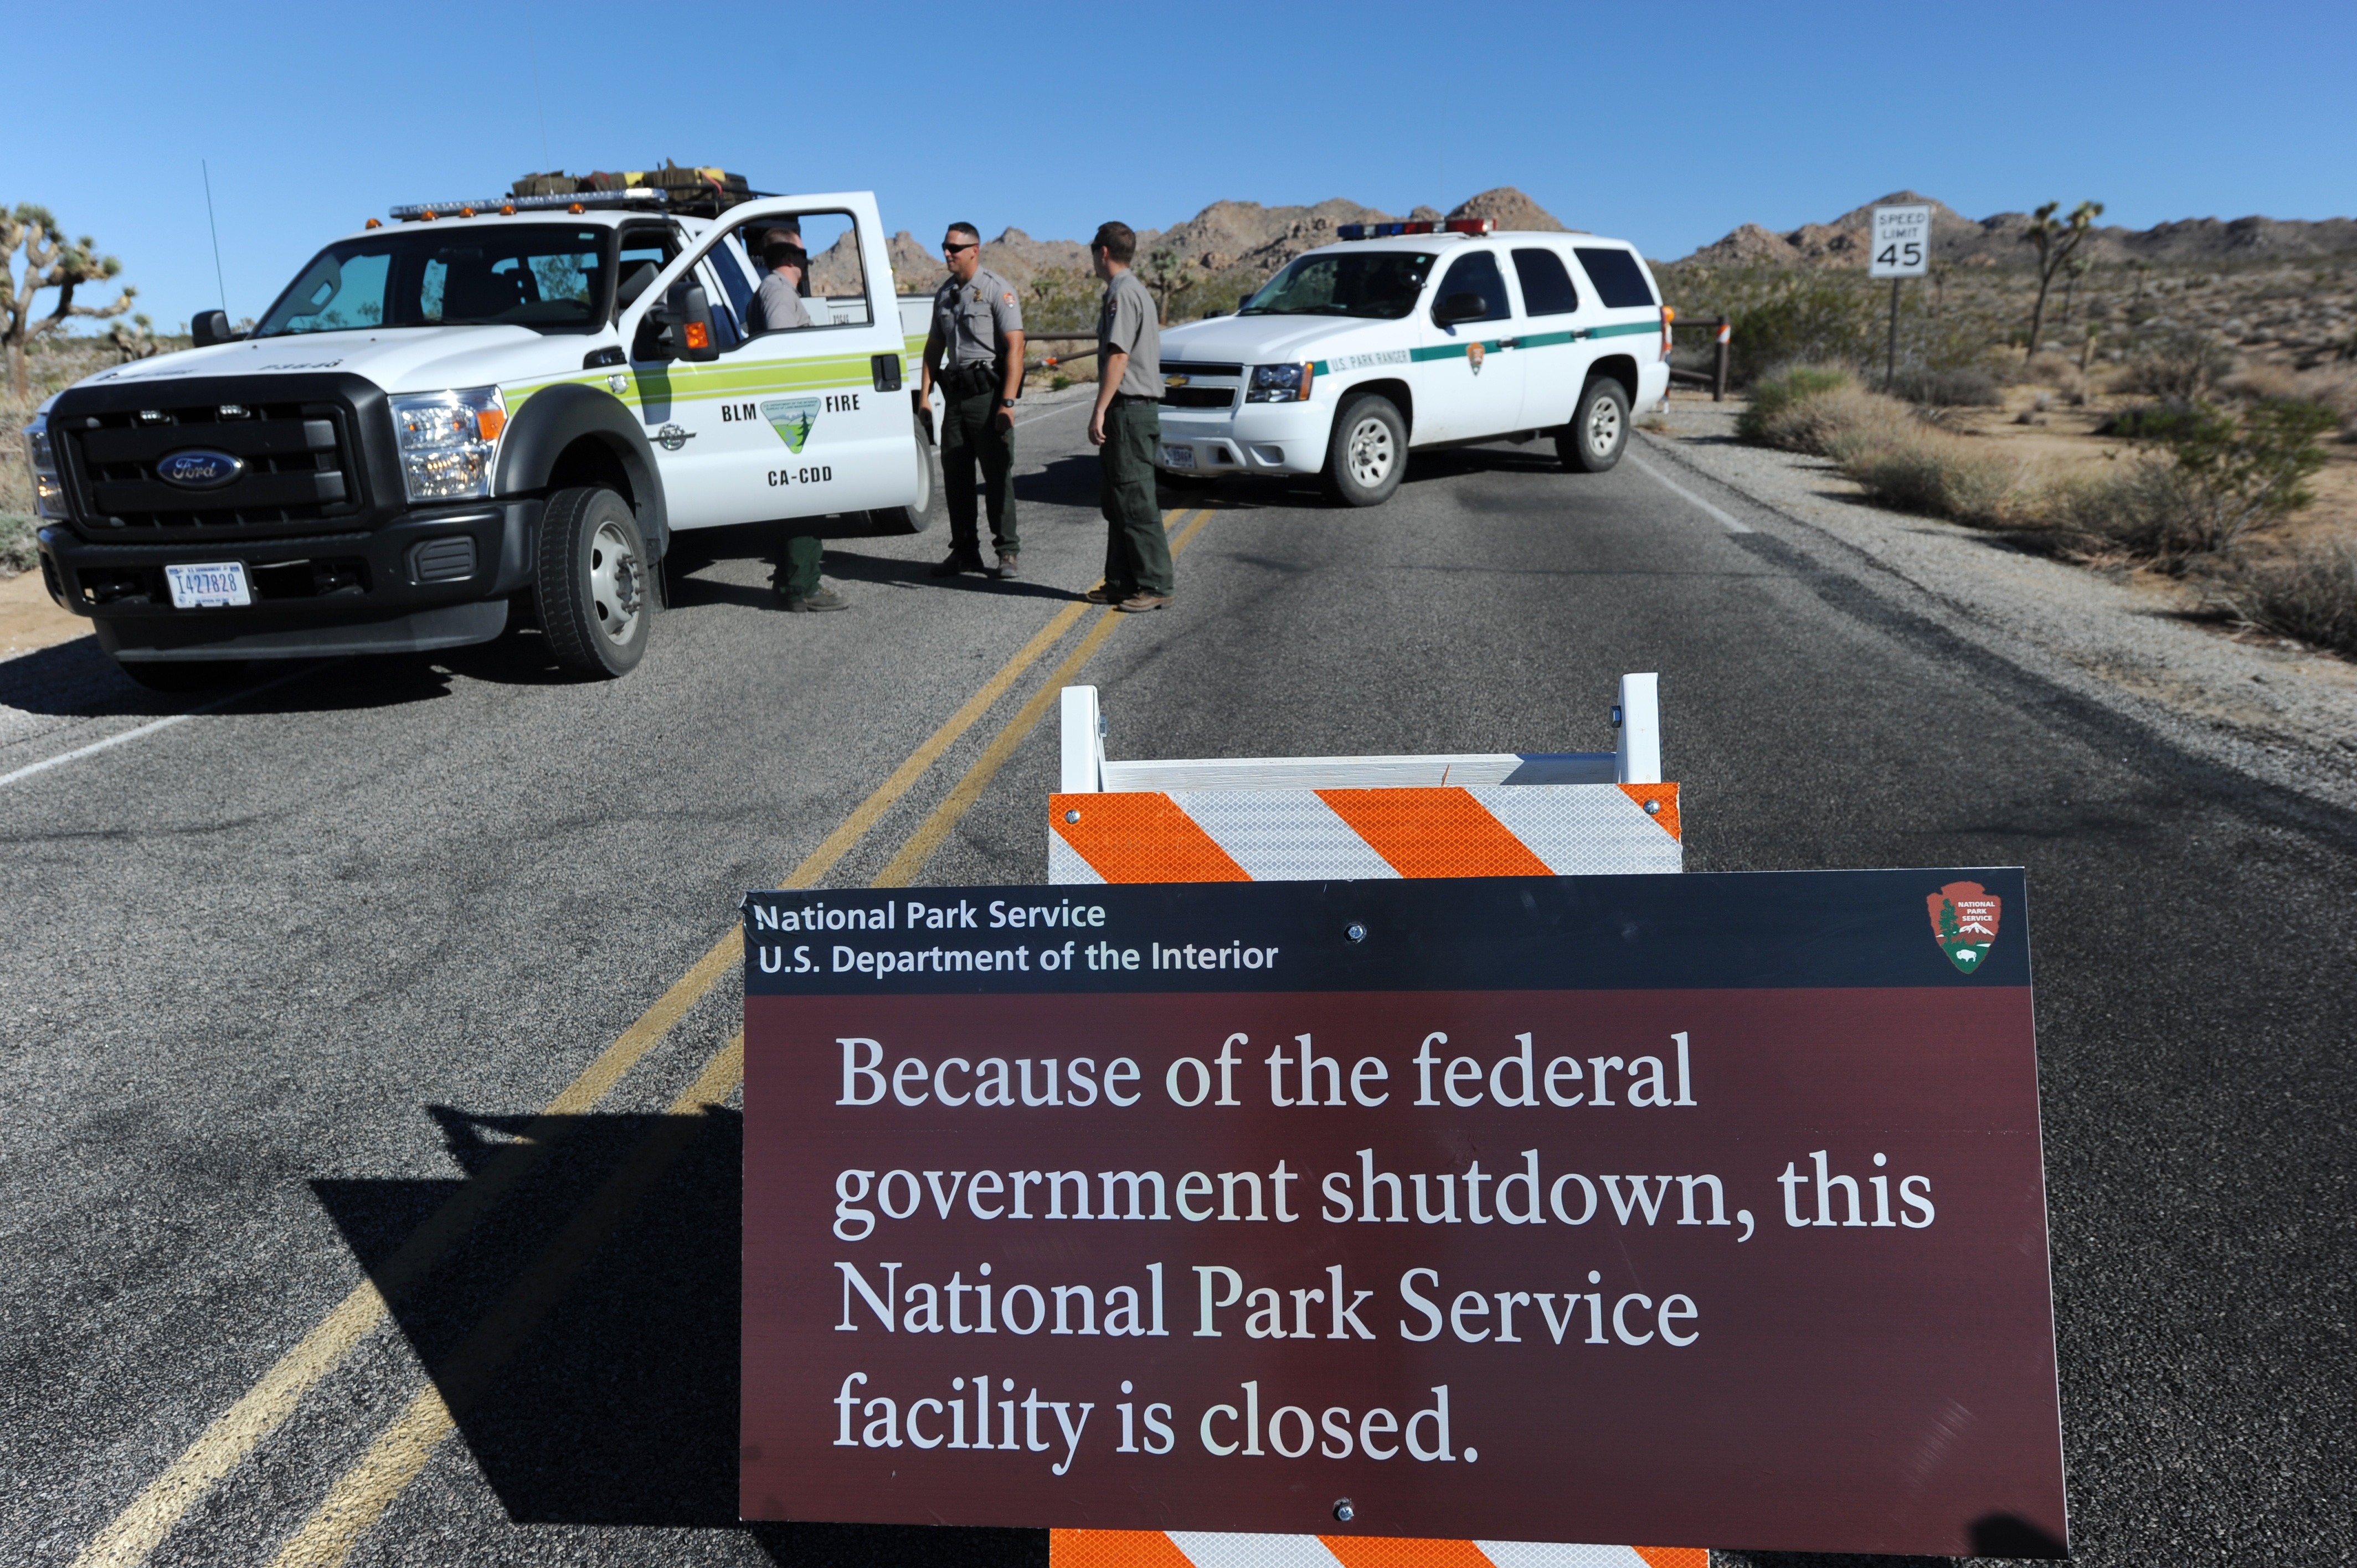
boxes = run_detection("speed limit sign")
[1872,205,1932,277]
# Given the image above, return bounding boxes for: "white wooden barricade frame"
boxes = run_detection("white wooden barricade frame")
[1058,674,1662,795]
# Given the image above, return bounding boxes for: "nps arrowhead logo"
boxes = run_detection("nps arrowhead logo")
[1927,880,2003,973]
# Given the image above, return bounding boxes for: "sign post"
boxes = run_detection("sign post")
[740,869,2067,1558]
[1870,204,1933,390]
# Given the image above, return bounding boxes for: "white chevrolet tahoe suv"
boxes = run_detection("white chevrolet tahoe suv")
[1154,219,1670,506]
[20,182,933,687]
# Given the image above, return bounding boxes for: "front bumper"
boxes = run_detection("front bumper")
[39,499,542,661]
[1154,400,1330,478]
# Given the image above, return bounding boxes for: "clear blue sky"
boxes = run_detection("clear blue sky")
[8,0,2352,332]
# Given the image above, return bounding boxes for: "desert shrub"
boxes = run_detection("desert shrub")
[1736,364,1853,448]
[2040,458,2194,555]
[1888,365,2003,407]
[2212,541,2357,656]
[1834,426,2021,527]
[2018,350,2083,389]
[1023,267,1099,334]
[2221,362,2304,403]
[1726,276,1878,384]
[1,510,37,575]
[2064,399,2333,566]
[2119,327,2232,400]
[2096,401,2199,440]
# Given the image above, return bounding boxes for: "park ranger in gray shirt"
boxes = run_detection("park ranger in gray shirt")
[1086,221,1170,611]
[921,224,1026,577]
[747,231,814,334]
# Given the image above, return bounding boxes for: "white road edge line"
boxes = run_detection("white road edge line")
[0,661,332,792]
[1629,450,1755,533]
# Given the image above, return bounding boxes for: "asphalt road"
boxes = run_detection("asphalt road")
[1,391,2348,1568]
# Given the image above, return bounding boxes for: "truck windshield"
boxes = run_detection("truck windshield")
[253,226,616,337]
[1237,251,1435,319]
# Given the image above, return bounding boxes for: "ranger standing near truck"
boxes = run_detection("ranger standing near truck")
[1085,221,1170,611]
[922,223,1026,579]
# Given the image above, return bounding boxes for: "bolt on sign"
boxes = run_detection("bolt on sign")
[741,870,2066,1558]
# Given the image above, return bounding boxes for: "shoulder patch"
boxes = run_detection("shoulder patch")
[1003,292,1016,306]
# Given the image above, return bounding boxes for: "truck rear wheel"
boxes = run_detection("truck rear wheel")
[1560,378,1630,473]
[1320,395,1406,507]
[537,486,649,678]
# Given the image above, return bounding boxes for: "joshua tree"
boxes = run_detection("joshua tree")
[2021,199,2103,357]
[2061,256,2091,332]
[107,313,163,363]
[1142,247,1196,320]
[2,204,136,396]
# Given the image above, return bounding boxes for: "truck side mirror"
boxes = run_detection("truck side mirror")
[664,281,721,362]
[192,310,236,347]
[1433,291,1489,327]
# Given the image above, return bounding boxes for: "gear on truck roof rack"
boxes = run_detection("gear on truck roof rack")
[387,162,775,222]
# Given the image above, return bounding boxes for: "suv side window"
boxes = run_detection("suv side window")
[1573,246,1658,309]
[1511,249,1580,317]
[1434,250,1513,323]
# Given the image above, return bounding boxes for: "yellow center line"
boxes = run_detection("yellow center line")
[260,504,1220,1562]
[63,522,1176,1568]
[871,507,1217,888]
[266,1035,748,1568]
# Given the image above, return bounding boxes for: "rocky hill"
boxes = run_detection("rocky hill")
[1682,190,2357,270]
[835,187,1572,303]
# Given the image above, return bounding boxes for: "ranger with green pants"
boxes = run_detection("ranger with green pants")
[1085,221,1170,611]
[922,223,1026,578]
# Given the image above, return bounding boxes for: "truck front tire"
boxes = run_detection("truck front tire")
[1321,395,1407,507]
[537,486,650,677]
[1560,378,1631,473]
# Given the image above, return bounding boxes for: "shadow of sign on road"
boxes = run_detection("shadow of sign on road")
[309,1105,1044,1565]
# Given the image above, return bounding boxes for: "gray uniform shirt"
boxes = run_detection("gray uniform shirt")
[932,266,1022,369]
[1098,269,1160,399]
[748,271,812,334]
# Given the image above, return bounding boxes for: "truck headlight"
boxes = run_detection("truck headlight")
[22,417,67,520]
[390,386,507,503]
[1246,363,1315,404]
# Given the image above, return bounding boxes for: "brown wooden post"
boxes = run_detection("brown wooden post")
[1713,317,1730,403]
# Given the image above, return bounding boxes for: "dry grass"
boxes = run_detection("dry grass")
[2210,541,2357,656]
[1739,365,2025,527]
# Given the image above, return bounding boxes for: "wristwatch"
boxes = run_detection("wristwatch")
[1001,398,1016,409]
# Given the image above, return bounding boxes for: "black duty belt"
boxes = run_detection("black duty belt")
[944,363,1000,394]
[1110,392,1157,405]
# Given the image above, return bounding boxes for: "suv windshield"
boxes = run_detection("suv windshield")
[254,225,616,337]
[1238,250,1435,319]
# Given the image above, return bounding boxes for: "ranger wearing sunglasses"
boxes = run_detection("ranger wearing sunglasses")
[921,224,1027,578]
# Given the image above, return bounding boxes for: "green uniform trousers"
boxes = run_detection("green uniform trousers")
[773,531,822,599]
[940,387,1018,558]
[1099,400,1171,598]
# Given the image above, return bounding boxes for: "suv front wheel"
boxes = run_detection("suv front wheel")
[1321,394,1407,507]
[1560,378,1631,473]
[537,486,650,677]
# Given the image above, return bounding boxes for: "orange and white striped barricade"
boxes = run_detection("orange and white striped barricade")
[1049,674,1680,886]
[1043,673,1699,1568]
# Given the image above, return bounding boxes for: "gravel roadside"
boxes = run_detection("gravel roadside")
[1638,399,2357,814]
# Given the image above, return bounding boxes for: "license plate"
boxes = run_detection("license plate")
[164,562,252,608]
[1160,445,1196,469]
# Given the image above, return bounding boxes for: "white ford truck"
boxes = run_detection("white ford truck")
[20,176,933,687]
[1154,219,1671,506]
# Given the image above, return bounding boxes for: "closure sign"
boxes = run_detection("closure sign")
[741,870,2065,1557]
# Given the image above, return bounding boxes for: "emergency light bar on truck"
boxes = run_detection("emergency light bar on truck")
[1336,218,1495,240]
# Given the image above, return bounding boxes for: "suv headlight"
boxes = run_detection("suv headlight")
[390,386,507,503]
[22,416,67,520]
[1246,362,1315,404]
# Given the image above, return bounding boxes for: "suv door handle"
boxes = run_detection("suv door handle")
[871,353,904,393]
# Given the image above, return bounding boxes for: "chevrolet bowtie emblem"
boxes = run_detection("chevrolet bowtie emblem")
[1164,374,1190,386]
